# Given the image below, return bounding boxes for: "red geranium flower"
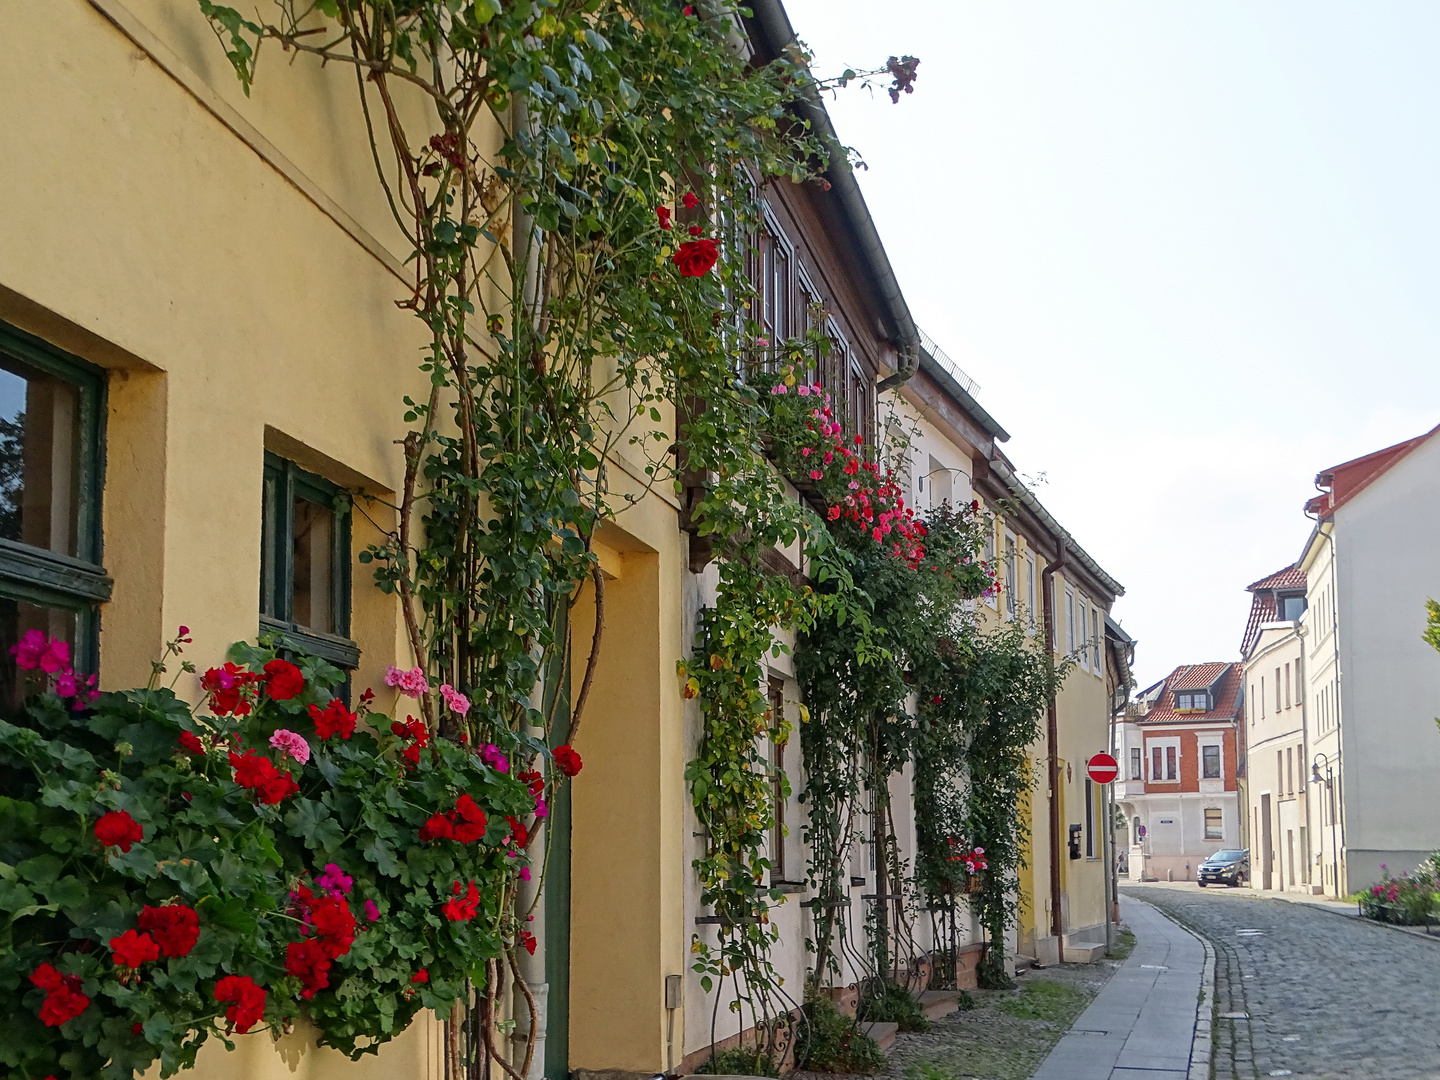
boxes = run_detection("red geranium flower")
[214,974,266,1033]
[285,938,332,1000]
[419,813,454,842]
[110,929,160,969]
[672,239,718,277]
[229,750,299,805]
[682,191,699,209]
[177,730,205,755]
[263,658,305,700]
[552,744,583,777]
[138,903,200,958]
[31,965,89,1027]
[411,968,429,983]
[309,698,357,740]
[505,816,529,848]
[95,810,144,852]
[309,895,357,959]
[201,661,258,716]
[452,794,488,844]
[443,880,481,922]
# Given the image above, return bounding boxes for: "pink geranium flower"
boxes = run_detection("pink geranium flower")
[269,729,311,765]
[440,683,471,716]
[385,665,431,698]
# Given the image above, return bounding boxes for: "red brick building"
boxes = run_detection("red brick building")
[1114,662,1244,881]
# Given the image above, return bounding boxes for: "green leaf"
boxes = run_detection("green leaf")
[16,853,62,888]
[362,837,401,877]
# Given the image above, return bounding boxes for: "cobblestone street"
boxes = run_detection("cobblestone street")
[1125,884,1440,1080]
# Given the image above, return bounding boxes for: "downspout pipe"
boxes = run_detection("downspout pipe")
[745,0,920,391]
[1041,544,1066,964]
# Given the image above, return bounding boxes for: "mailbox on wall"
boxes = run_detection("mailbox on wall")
[1067,823,1083,860]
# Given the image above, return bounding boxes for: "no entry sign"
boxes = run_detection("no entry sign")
[1086,753,1119,785]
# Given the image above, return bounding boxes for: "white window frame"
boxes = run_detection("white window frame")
[1025,551,1037,635]
[1065,585,1076,658]
[1147,735,1181,783]
[1203,807,1224,841]
[1091,606,1102,675]
[1006,534,1019,617]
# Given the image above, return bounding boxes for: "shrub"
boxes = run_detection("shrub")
[1359,862,1439,926]
[694,1045,781,1077]
[797,989,886,1074]
[0,634,537,1079]
[859,977,929,1032]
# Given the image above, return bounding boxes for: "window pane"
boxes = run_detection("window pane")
[1130,747,1141,779]
[1166,746,1176,780]
[1203,745,1221,779]
[0,597,78,708]
[292,498,334,634]
[0,357,82,558]
[1204,809,1222,840]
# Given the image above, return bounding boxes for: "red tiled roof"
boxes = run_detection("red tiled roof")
[1169,662,1229,692]
[1245,565,1306,592]
[1308,424,1440,519]
[1240,563,1306,656]
[1138,662,1243,725]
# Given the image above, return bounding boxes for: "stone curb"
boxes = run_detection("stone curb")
[1188,931,1216,1080]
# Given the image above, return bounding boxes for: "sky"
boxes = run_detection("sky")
[783,0,1440,690]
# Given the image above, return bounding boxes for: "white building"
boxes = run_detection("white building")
[1297,425,1440,895]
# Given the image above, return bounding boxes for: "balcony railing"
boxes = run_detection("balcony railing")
[916,325,981,398]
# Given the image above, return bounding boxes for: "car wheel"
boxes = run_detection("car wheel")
[1228,876,1239,887]
[1198,881,1207,888]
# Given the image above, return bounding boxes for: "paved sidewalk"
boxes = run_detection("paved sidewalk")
[1031,896,1209,1080]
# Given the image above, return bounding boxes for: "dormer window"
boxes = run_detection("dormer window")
[1176,692,1209,711]
[1279,595,1307,621]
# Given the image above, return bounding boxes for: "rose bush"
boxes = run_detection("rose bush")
[0,632,546,1079]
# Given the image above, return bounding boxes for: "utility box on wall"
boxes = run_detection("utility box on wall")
[1068,823,1083,860]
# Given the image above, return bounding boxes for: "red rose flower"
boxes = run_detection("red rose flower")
[309,698,357,740]
[688,224,702,236]
[672,238,718,277]
[285,938,332,1000]
[655,205,672,230]
[110,929,160,969]
[95,810,144,852]
[552,744,583,777]
[214,974,266,1033]
[263,658,305,700]
[177,730,205,755]
[420,813,454,842]
[138,903,200,958]
[682,191,699,209]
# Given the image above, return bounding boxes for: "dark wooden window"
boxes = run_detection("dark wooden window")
[260,452,358,669]
[0,322,109,704]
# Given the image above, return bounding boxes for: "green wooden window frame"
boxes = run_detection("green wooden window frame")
[259,451,359,670]
[0,321,110,674]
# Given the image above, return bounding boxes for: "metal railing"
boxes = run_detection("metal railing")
[916,325,981,398]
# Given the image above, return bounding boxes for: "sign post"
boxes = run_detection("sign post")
[1086,752,1119,785]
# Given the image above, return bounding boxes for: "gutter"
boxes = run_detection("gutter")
[990,458,1124,600]
[1041,544,1066,964]
[745,0,920,391]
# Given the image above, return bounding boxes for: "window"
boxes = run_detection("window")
[1130,746,1142,780]
[1151,746,1162,782]
[1286,747,1294,795]
[260,452,357,669]
[1261,676,1266,718]
[1091,608,1101,673]
[1249,683,1256,724]
[1276,750,1283,794]
[1284,663,1291,708]
[1204,808,1223,840]
[1166,746,1177,780]
[1085,777,1095,857]
[0,323,109,706]
[1274,667,1281,712]
[1004,534,1017,618]
[983,520,997,608]
[1202,744,1221,779]
[769,680,787,881]
[1065,586,1076,655]
[1026,552,1037,633]
[1281,595,1306,621]
[1177,693,1192,710]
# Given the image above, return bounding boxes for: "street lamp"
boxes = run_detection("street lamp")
[1312,753,1339,897]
